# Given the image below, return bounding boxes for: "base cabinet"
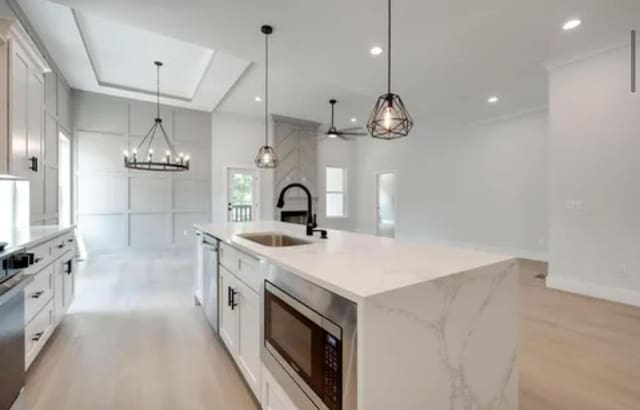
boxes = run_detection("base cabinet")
[218,262,261,399]
[23,229,76,369]
[261,364,299,410]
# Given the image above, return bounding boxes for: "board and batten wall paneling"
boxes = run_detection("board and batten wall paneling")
[41,70,72,225]
[72,90,211,253]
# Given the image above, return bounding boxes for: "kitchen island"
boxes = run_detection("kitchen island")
[195,221,518,410]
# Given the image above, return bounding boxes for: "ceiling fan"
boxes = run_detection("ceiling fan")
[320,99,367,140]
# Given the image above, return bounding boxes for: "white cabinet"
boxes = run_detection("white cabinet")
[21,229,76,370]
[219,266,238,353]
[261,364,299,410]
[0,18,50,221]
[236,279,261,396]
[218,261,262,398]
[54,251,74,325]
[194,230,204,305]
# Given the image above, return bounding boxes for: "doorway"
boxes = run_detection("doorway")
[376,171,396,238]
[226,167,259,222]
[58,132,71,226]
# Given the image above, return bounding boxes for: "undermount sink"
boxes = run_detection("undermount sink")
[237,232,311,247]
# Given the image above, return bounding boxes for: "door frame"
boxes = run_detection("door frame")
[374,170,397,237]
[223,164,260,222]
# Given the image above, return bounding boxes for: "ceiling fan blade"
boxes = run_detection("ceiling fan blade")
[338,134,355,141]
[340,132,368,137]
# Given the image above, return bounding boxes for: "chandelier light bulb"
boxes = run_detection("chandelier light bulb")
[123,150,129,157]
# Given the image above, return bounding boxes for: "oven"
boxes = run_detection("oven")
[1,249,32,410]
[262,266,357,410]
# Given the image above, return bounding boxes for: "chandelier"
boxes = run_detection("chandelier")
[123,61,190,171]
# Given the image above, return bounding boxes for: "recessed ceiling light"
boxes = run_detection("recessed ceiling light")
[254,96,262,102]
[350,117,357,123]
[370,46,384,56]
[487,96,499,104]
[562,19,581,31]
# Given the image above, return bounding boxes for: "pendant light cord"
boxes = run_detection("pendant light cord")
[387,0,391,95]
[265,32,269,146]
[156,62,160,119]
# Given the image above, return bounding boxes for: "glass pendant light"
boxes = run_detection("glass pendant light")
[124,61,190,171]
[367,0,414,139]
[255,25,279,168]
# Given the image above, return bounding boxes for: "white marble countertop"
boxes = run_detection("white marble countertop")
[0,224,75,256]
[195,221,515,302]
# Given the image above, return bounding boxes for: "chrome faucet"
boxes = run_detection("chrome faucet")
[276,183,327,238]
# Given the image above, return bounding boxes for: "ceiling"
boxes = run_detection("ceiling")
[18,0,251,112]
[19,0,640,126]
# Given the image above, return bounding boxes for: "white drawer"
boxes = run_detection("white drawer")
[25,241,51,275]
[25,264,55,323]
[52,231,74,259]
[236,251,261,293]
[25,299,55,369]
[219,242,237,272]
[219,242,261,293]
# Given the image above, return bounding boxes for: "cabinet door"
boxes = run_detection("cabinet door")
[219,267,238,354]
[261,365,299,410]
[10,45,29,177]
[53,257,65,326]
[194,233,204,305]
[63,258,74,311]
[27,70,44,219]
[236,281,261,397]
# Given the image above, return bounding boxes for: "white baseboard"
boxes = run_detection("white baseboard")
[547,276,640,308]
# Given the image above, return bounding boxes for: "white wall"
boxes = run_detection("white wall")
[73,90,211,252]
[210,111,274,224]
[547,46,640,307]
[352,111,549,260]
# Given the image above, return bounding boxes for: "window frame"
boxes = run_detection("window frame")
[325,166,347,218]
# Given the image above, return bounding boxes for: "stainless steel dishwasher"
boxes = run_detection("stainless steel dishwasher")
[201,235,219,333]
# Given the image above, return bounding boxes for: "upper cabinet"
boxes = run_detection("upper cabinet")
[0,18,52,223]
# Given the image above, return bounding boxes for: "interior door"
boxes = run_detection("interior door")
[227,168,258,222]
[376,172,397,238]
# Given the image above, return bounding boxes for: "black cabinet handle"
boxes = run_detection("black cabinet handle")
[28,156,38,172]
[34,257,43,264]
[67,239,74,243]
[65,260,72,274]
[31,291,45,299]
[230,288,238,310]
[32,331,44,342]
[227,286,232,307]
[57,244,65,249]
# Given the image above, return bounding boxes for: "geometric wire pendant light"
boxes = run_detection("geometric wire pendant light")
[255,25,279,168]
[367,0,414,139]
[123,61,190,171]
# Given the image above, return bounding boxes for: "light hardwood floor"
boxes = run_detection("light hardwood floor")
[25,255,640,409]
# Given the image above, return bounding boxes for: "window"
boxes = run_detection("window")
[325,167,346,217]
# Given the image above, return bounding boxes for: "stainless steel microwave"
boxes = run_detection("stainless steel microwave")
[262,266,357,410]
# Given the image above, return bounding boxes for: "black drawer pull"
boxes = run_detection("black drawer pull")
[34,257,43,264]
[32,331,44,342]
[57,244,65,249]
[67,239,74,243]
[31,291,45,299]
[230,288,238,310]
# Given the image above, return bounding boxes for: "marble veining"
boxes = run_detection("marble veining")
[360,260,518,409]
